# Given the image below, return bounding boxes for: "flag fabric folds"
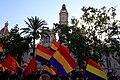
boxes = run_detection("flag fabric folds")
[3,55,18,72]
[42,65,57,77]
[0,43,3,52]
[25,57,37,76]
[0,43,3,57]
[49,39,69,53]
[0,61,4,71]
[49,39,60,52]
[85,58,107,80]
[36,44,54,65]
[49,44,77,76]
[13,57,24,72]
[64,47,70,53]
[0,62,2,67]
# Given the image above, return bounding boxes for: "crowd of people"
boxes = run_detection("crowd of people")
[0,67,120,80]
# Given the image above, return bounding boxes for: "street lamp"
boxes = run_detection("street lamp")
[105,43,111,73]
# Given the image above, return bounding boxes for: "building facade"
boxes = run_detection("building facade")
[40,4,69,48]
[0,21,9,37]
[59,4,68,25]
[39,27,55,48]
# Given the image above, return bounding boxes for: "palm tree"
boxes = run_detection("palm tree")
[21,16,47,57]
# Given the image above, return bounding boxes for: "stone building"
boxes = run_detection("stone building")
[39,27,55,48]
[0,21,9,37]
[59,4,68,25]
[39,4,69,47]
[101,54,120,75]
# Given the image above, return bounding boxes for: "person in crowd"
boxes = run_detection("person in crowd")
[39,74,51,80]
[2,69,11,80]
[107,71,119,80]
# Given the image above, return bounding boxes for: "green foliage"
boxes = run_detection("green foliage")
[0,25,31,63]
[21,16,48,57]
[80,6,120,65]
[53,6,120,69]
[53,19,90,68]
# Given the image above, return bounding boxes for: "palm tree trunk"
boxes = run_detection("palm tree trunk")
[33,36,36,58]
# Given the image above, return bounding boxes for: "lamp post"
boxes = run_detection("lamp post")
[105,44,110,73]
[106,51,110,73]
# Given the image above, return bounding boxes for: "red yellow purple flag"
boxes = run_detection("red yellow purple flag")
[85,58,107,80]
[49,39,60,52]
[42,65,57,77]
[50,39,69,53]
[49,44,77,76]
[0,43,3,52]
[0,43,3,57]
[25,57,37,76]
[36,44,54,65]
[13,57,24,72]
[3,55,18,72]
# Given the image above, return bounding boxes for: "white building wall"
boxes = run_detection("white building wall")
[101,54,120,75]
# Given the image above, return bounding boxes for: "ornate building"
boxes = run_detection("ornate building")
[59,4,68,25]
[39,27,55,48]
[40,4,69,48]
[0,21,9,37]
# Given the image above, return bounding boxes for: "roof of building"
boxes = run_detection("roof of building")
[60,4,68,13]
[0,21,9,36]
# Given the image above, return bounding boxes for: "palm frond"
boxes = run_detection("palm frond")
[21,16,48,41]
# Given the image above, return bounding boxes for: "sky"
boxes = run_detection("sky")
[0,0,120,30]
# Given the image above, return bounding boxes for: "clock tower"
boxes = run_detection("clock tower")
[59,4,68,25]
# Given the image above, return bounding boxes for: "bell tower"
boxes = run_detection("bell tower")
[59,4,68,25]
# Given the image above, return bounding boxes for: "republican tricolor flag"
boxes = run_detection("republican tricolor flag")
[36,44,54,65]
[25,57,37,76]
[49,39,69,53]
[49,39,60,52]
[0,43,3,57]
[49,44,77,76]
[0,43,3,52]
[3,55,18,72]
[85,58,107,80]
[42,65,57,77]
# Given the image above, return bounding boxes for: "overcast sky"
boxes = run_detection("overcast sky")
[0,0,120,30]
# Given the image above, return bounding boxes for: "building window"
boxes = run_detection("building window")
[45,36,50,43]
[61,16,65,21]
